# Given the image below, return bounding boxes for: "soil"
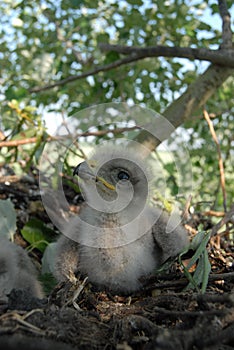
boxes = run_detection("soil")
[0,170,233,350]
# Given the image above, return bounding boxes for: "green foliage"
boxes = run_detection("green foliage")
[0,1,232,297]
[0,99,48,170]
[0,0,231,114]
[179,231,211,293]
[182,78,234,209]
[0,1,233,210]
[21,218,57,252]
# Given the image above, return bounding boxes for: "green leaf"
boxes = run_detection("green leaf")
[201,250,211,293]
[186,231,210,269]
[104,51,120,64]
[21,218,56,252]
[5,86,28,100]
[11,127,38,140]
[0,199,17,241]
[179,230,211,293]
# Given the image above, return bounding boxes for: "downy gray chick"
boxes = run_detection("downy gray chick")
[54,146,188,294]
[0,237,44,301]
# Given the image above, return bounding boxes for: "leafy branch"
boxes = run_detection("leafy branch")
[29,46,234,94]
[179,203,234,293]
[99,44,234,67]
[29,0,233,96]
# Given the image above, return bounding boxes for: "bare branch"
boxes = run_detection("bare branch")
[99,43,234,66]
[203,109,227,212]
[29,55,145,93]
[0,137,39,147]
[202,210,225,217]
[218,0,233,49]
[30,45,234,93]
[0,126,139,148]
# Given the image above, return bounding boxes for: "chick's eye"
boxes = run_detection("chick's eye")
[117,171,130,181]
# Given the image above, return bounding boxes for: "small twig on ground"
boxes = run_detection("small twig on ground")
[196,293,234,305]
[0,183,40,199]
[209,271,234,282]
[72,277,88,311]
[64,277,88,311]
[203,109,227,212]
[0,310,45,335]
[152,306,226,318]
[184,224,198,235]
[144,271,234,291]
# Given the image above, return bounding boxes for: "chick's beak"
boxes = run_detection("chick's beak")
[73,161,94,180]
[73,161,115,191]
[73,162,82,176]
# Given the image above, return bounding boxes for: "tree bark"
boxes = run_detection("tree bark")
[133,64,234,153]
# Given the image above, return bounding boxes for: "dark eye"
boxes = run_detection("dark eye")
[117,171,130,181]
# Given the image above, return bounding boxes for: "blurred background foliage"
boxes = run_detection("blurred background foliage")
[0,0,233,211]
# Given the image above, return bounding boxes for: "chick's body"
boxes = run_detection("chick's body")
[0,237,44,300]
[54,146,188,294]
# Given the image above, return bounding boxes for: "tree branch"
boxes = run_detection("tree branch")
[30,46,234,93]
[203,109,227,212]
[99,43,234,67]
[29,55,146,93]
[0,137,39,147]
[131,1,233,153]
[0,126,139,148]
[133,64,234,152]
[28,2,233,156]
[218,0,233,49]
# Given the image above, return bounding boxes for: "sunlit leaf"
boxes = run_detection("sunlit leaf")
[21,218,57,252]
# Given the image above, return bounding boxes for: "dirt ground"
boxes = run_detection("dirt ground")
[0,171,234,350]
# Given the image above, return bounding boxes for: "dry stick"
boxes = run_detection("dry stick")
[202,210,225,217]
[203,109,227,212]
[61,112,87,160]
[210,204,234,237]
[0,126,140,148]
[182,194,193,220]
[0,137,39,147]
[145,272,234,291]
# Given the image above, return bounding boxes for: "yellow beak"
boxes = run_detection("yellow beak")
[96,176,116,191]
